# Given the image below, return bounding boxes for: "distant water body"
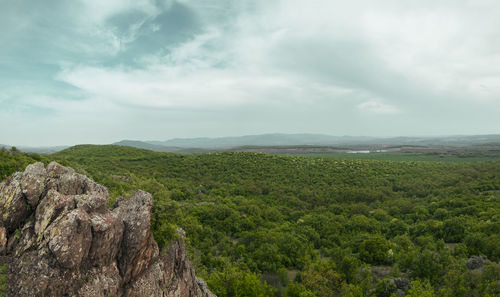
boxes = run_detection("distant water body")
[347,150,387,154]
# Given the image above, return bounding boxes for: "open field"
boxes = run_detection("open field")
[290,152,500,162]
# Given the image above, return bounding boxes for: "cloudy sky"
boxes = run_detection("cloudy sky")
[1,0,500,146]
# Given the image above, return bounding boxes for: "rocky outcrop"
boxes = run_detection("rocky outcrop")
[466,255,486,270]
[0,162,215,297]
[164,237,215,297]
[387,277,411,297]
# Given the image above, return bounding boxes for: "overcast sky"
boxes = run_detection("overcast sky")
[1,0,500,146]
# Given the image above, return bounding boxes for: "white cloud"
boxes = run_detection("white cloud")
[57,0,500,113]
[357,101,400,115]
[3,0,500,145]
[57,62,324,110]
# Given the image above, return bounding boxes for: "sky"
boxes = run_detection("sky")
[1,0,500,146]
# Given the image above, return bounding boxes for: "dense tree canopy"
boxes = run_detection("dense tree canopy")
[2,145,500,296]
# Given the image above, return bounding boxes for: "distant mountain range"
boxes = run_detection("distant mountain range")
[3,133,500,154]
[147,133,376,148]
[113,140,182,153]
[0,144,69,154]
[124,133,500,150]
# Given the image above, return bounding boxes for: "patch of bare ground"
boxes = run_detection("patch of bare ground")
[445,243,458,250]
[287,270,298,282]
[371,265,392,279]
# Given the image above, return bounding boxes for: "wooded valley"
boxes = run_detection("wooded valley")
[1,145,499,297]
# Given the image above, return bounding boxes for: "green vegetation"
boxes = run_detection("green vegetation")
[0,264,7,297]
[2,144,500,296]
[293,151,500,162]
[0,148,48,179]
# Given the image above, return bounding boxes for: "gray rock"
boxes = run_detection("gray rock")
[76,193,108,213]
[197,278,218,297]
[164,240,206,297]
[466,255,485,270]
[11,221,35,257]
[114,190,155,284]
[394,277,410,291]
[0,162,216,297]
[20,162,47,207]
[78,262,122,297]
[0,173,30,233]
[46,161,108,197]
[88,211,124,266]
[47,208,92,269]
[46,161,73,178]
[387,277,410,297]
[123,259,166,297]
[0,227,6,254]
[35,189,76,243]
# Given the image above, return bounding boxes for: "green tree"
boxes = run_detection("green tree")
[443,218,466,242]
[406,279,435,297]
[207,265,275,297]
[359,235,390,265]
[373,279,395,297]
[301,261,342,297]
[234,273,275,297]
[338,255,359,283]
[283,283,317,297]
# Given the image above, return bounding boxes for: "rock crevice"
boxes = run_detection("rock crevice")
[0,162,215,297]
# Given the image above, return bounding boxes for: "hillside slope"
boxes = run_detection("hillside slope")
[50,145,500,296]
[2,145,500,296]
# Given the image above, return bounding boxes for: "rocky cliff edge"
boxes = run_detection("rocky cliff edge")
[0,162,215,297]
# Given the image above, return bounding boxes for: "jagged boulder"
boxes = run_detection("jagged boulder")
[87,211,124,266]
[46,162,108,198]
[35,189,76,242]
[164,230,217,297]
[0,162,215,297]
[0,172,30,233]
[47,208,92,269]
[114,190,155,284]
[20,162,47,207]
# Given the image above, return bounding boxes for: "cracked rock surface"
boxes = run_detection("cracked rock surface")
[0,162,215,297]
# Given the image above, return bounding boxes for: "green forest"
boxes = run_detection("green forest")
[1,145,499,297]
